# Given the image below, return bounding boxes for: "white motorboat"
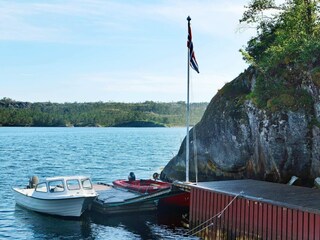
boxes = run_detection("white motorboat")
[12,176,97,217]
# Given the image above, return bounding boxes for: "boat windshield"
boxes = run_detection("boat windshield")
[81,178,93,190]
[35,182,47,193]
[49,180,65,193]
[67,179,81,190]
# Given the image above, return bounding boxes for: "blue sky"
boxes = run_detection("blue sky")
[0,0,256,103]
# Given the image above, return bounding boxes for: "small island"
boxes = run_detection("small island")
[112,121,165,128]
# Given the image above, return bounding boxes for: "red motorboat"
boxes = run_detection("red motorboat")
[113,173,190,208]
[112,179,171,194]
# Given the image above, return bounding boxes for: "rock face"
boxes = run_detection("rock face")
[161,68,320,186]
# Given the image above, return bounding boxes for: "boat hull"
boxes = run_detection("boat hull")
[92,199,158,215]
[92,183,171,215]
[112,179,190,208]
[159,192,190,208]
[13,188,95,217]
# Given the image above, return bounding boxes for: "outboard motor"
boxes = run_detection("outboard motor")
[128,172,136,181]
[314,177,320,188]
[287,175,298,185]
[153,172,159,180]
[28,176,39,188]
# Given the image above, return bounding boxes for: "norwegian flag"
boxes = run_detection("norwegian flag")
[187,18,199,73]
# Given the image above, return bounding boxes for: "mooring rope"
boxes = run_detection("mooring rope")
[187,191,244,236]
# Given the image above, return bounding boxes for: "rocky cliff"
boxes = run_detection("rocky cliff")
[161,67,320,186]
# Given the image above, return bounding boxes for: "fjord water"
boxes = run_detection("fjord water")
[0,127,197,240]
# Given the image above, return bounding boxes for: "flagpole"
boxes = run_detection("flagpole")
[186,16,191,183]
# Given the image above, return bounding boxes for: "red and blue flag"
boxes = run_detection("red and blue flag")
[187,19,199,73]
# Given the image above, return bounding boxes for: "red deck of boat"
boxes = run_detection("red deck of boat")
[188,179,320,239]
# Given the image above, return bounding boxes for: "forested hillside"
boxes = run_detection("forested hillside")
[0,98,207,127]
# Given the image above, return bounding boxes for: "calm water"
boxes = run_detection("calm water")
[0,127,198,240]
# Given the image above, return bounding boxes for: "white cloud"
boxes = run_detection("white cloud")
[143,0,248,36]
[70,71,184,101]
[62,67,237,103]
[0,0,252,43]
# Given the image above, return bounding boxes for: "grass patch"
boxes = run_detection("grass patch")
[248,73,314,113]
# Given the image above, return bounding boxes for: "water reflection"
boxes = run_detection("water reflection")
[91,212,155,239]
[14,206,92,239]
[91,210,197,240]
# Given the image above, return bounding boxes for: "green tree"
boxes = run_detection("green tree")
[240,0,319,111]
[240,0,320,73]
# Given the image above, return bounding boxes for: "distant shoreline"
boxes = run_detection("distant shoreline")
[0,121,166,128]
[0,124,189,128]
[0,98,208,127]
